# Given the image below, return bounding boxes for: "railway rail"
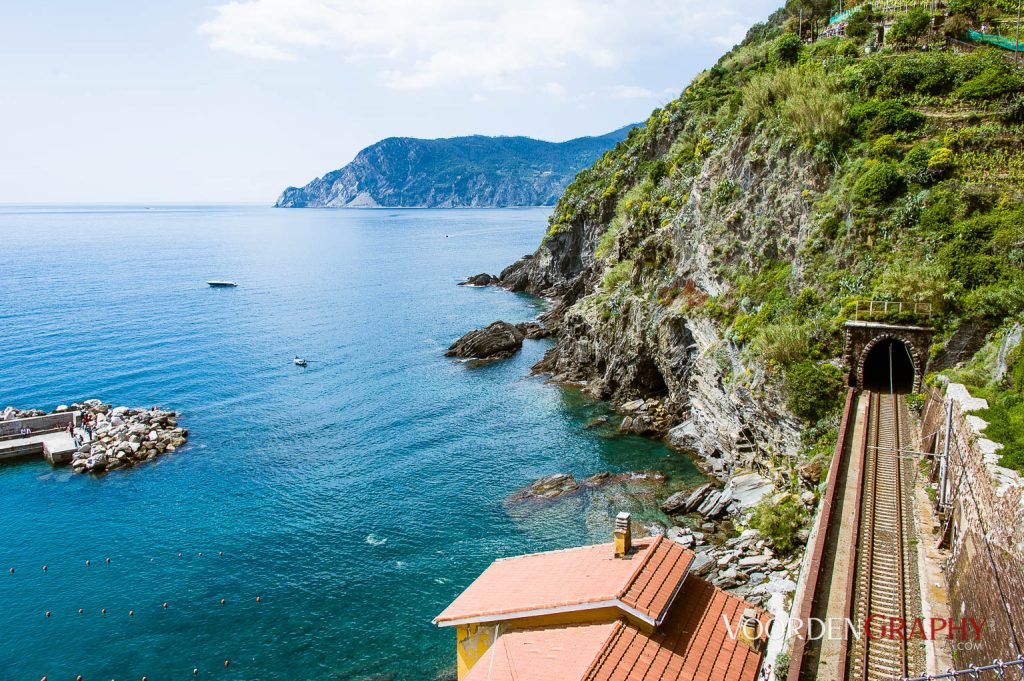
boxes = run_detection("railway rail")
[845,392,924,680]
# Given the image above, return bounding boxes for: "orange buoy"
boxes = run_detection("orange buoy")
[45,611,51,618]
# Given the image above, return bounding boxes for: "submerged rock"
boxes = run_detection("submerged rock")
[508,473,580,501]
[446,321,524,362]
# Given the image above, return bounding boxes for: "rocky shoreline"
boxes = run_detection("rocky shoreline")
[1,400,188,474]
[508,470,806,608]
[457,269,808,606]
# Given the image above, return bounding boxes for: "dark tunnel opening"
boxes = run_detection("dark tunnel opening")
[862,338,916,394]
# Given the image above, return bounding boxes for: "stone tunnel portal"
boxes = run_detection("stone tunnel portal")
[844,321,934,394]
[861,337,916,394]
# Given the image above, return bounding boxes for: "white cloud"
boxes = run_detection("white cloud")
[198,0,768,90]
[543,82,568,98]
[609,85,655,100]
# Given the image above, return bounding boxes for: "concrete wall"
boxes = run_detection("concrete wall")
[0,441,44,462]
[920,385,1024,666]
[0,412,75,439]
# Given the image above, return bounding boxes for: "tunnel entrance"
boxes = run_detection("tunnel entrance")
[861,338,916,394]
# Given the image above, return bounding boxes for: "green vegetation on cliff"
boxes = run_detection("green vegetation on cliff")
[539,7,1024,472]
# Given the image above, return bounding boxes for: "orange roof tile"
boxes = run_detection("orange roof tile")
[620,536,694,621]
[456,576,769,681]
[584,576,770,681]
[433,536,694,626]
[463,622,623,681]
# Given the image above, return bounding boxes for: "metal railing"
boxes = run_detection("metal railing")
[853,300,934,320]
[899,656,1024,680]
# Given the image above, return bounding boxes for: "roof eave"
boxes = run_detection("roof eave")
[433,598,658,629]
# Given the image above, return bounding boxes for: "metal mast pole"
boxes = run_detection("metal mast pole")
[939,400,952,509]
[1016,0,1022,61]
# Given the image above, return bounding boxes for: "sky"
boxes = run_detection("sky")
[0,0,782,203]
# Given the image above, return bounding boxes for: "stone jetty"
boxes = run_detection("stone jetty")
[0,399,188,474]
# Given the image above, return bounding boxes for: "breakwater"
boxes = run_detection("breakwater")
[1,400,187,473]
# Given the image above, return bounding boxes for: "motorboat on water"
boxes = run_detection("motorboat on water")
[207,280,238,287]
[293,357,308,367]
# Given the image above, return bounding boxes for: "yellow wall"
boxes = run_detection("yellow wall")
[453,607,652,678]
[456,623,497,680]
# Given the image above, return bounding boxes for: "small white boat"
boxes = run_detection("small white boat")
[207,280,238,288]
[293,357,308,367]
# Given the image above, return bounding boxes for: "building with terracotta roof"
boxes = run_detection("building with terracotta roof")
[434,512,771,681]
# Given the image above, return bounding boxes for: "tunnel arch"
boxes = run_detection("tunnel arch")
[858,334,921,394]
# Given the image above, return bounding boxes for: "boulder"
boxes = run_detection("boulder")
[738,554,770,568]
[697,491,723,517]
[445,321,524,361]
[665,419,709,456]
[726,472,774,512]
[619,414,656,435]
[514,321,553,340]
[459,273,499,287]
[798,461,824,486]
[661,483,713,514]
[620,399,647,414]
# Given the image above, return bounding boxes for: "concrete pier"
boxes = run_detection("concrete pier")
[0,412,79,465]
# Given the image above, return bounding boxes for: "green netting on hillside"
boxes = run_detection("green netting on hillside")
[966,30,1024,52]
[829,9,856,25]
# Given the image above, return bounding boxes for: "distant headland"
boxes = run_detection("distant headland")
[275,125,639,209]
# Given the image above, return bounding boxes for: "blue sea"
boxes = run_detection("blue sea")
[0,206,704,681]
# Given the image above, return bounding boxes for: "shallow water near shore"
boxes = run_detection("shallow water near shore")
[0,205,705,680]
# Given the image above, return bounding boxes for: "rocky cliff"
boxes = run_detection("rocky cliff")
[491,13,1024,484]
[276,126,637,208]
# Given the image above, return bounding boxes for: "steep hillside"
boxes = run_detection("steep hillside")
[276,126,637,208]
[498,10,1024,481]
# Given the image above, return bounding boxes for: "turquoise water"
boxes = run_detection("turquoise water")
[0,206,704,681]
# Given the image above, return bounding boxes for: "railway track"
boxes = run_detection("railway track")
[846,392,924,681]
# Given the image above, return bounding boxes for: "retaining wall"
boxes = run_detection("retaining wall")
[920,384,1024,666]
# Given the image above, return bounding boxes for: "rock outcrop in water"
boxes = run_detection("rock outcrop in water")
[2,400,188,474]
[458,273,500,287]
[445,321,524,362]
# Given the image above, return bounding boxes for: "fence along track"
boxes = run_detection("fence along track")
[846,393,924,680]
